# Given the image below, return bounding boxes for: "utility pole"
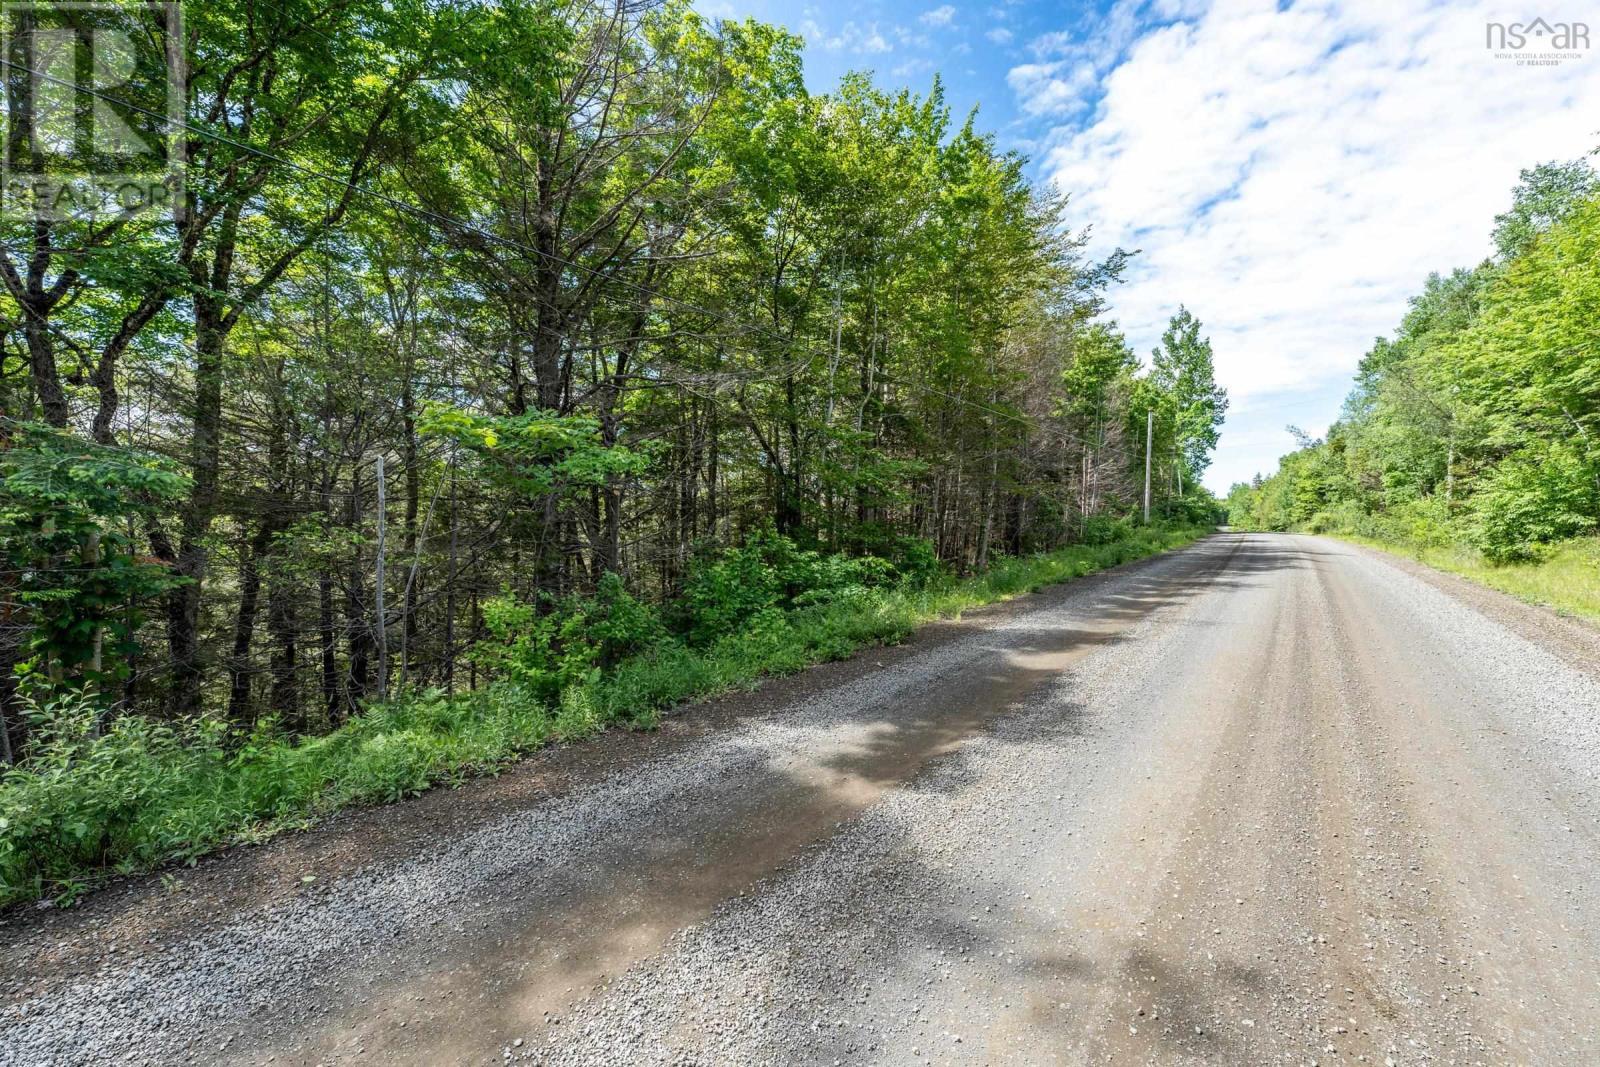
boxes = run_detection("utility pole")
[444,446,458,695]
[1143,410,1153,524]
[374,453,389,701]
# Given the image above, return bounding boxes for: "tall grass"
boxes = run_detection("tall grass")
[0,522,1208,907]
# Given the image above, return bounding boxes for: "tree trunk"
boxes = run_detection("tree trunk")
[0,582,20,763]
[22,308,67,429]
[400,373,420,683]
[779,375,802,535]
[225,521,274,722]
[346,470,371,710]
[319,391,340,723]
[268,571,300,731]
[165,295,229,718]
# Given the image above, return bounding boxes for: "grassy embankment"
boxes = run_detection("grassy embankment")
[0,522,1210,907]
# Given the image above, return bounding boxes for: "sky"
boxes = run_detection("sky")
[695,0,1600,492]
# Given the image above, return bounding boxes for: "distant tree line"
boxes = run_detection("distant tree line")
[1227,160,1600,562]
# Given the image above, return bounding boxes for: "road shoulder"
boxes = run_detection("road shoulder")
[1335,536,1600,682]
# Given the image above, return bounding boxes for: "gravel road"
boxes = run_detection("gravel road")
[4,532,1599,1065]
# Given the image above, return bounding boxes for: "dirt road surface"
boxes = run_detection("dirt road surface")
[4,533,1599,1065]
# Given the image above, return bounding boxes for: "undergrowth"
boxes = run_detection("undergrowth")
[0,522,1207,907]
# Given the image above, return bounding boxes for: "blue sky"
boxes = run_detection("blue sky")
[700,0,1074,130]
[697,0,1600,492]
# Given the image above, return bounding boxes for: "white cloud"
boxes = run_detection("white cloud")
[894,24,932,49]
[1006,0,1151,114]
[804,18,894,54]
[1019,0,1600,487]
[986,27,1013,44]
[921,5,957,27]
[858,25,892,52]
[1008,59,1100,114]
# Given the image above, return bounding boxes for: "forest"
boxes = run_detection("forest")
[1226,159,1600,610]
[0,0,1225,901]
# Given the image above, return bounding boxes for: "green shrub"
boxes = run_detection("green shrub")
[0,684,571,905]
[1386,496,1457,549]
[476,572,664,700]
[1305,511,1337,534]
[1329,495,1457,550]
[677,528,786,643]
[1158,492,1226,526]
[1467,445,1599,562]
[679,526,898,644]
[889,536,944,587]
[0,695,212,903]
[1080,514,1133,545]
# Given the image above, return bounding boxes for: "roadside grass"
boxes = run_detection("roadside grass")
[0,523,1209,908]
[1331,533,1600,623]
